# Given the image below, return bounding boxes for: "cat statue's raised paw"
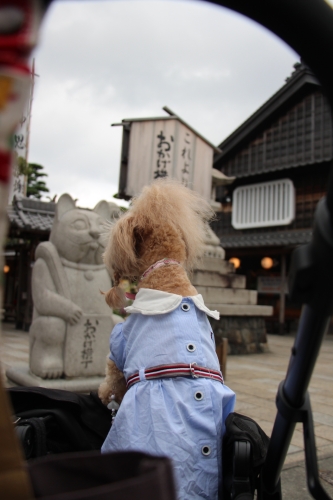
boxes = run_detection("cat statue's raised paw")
[29,193,119,379]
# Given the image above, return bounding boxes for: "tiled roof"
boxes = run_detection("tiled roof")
[219,229,313,249]
[7,195,55,233]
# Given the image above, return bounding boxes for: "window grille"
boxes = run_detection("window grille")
[232,179,295,229]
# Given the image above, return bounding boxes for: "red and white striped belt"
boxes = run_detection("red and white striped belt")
[126,362,224,389]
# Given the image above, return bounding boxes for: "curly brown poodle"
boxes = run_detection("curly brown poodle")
[98,178,214,406]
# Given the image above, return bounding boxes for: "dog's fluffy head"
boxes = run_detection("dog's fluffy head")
[102,179,214,308]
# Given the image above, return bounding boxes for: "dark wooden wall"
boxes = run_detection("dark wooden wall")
[222,91,333,179]
[212,162,330,239]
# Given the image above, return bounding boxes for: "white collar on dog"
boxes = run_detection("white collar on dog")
[124,288,220,320]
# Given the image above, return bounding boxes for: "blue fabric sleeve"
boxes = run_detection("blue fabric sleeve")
[108,322,126,371]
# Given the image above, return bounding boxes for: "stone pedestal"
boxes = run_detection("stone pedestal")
[192,228,273,354]
[6,312,124,391]
[211,316,269,355]
[6,367,104,393]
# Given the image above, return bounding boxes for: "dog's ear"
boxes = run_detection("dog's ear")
[101,270,126,309]
[103,215,138,277]
[102,214,139,310]
[133,225,153,258]
[102,286,126,310]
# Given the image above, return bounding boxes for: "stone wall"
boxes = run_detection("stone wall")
[210,316,268,355]
[194,226,272,355]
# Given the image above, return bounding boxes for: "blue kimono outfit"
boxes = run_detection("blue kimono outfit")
[101,289,236,499]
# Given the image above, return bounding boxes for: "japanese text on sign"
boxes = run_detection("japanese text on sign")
[81,318,99,368]
[154,131,174,179]
[181,132,192,187]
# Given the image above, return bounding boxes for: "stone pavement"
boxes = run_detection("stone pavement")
[225,332,333,498]
[1,321,333,497]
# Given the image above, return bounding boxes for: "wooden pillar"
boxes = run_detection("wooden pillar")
[279,253,286,335]
[216,338,228,380]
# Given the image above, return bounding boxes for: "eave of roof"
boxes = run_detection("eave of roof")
[219,228,313,249]
[214,64,320,165]
[7,195,56,234]
[112,106,222,154]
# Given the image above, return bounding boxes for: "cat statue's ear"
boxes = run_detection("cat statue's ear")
[94,200,110,220]
[56,193,76,220]
[94,200,120,221]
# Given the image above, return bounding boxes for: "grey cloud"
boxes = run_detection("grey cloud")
[29,0,298,207]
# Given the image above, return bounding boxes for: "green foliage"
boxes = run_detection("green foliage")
[17,157,50,199]
[112,192,128,212]
[17,156,29,176]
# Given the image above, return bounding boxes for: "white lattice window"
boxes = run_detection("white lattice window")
[232,179,295,229]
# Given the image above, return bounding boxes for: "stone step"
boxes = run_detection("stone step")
[207,304,273,317]
[194,257,234,274]
[192,270,246,289]
[196,286,258,305]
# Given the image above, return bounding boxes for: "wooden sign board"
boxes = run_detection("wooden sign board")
[115,109,221,201]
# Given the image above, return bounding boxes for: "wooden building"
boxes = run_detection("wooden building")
[211,62,333,332]
[3,195,55,330]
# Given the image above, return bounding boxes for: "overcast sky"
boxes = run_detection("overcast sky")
[28,0,299,208]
